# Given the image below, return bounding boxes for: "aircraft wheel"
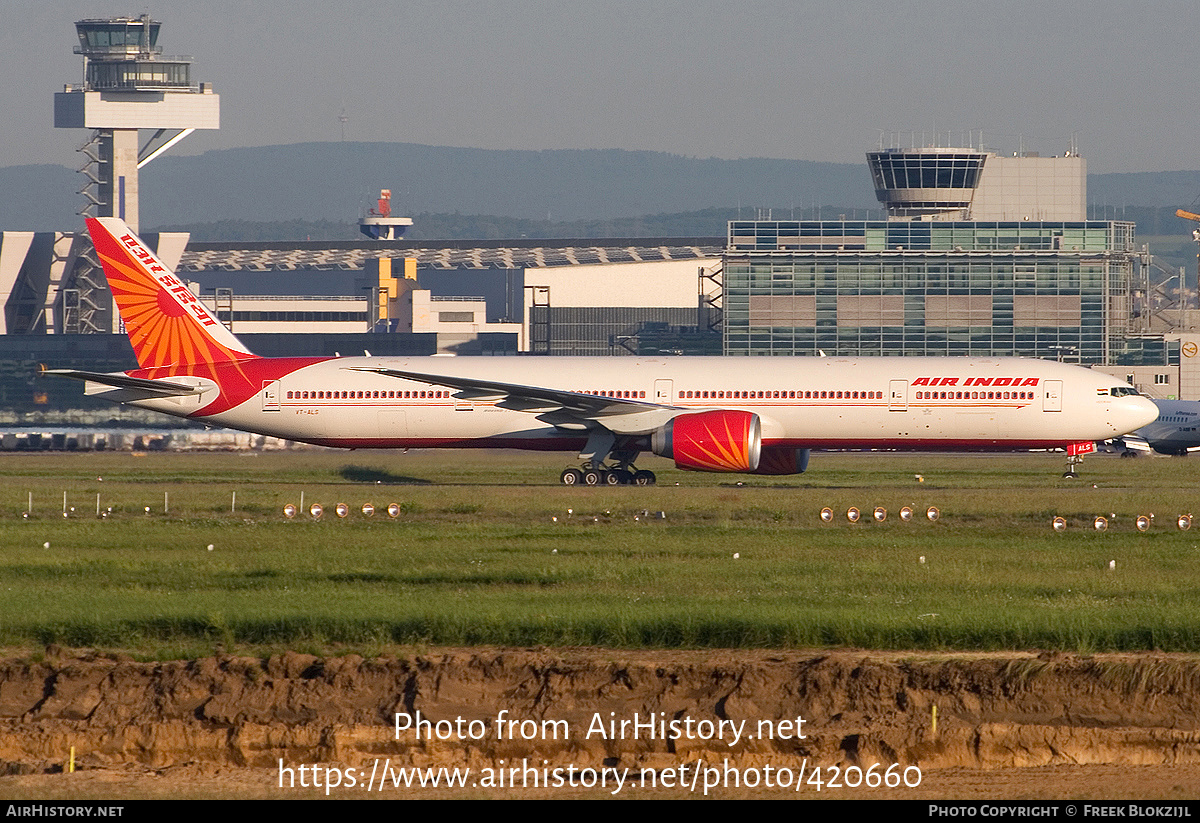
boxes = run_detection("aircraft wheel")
[582,469,602,486]
[1062,471,1078,479]
[611,469,634,485]
[560,468,583,486]
[633,470,656,486]
[603,471,621,486]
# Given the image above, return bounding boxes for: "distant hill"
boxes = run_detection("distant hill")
[3,142,1200,237]
[140,143,879,225]
[2,143,875,231]
[1088,171,1200,209]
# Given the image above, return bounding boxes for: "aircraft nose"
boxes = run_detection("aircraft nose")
[1125,396,1159,432]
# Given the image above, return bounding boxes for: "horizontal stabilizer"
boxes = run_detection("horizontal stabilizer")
[41,368,206,397]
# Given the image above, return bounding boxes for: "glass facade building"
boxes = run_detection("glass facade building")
[545,306,699,355]
[723,220,1147,364]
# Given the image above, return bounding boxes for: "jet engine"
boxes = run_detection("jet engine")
[651,410,761,472]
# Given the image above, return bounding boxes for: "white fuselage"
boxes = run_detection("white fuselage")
[120,355,1157,453]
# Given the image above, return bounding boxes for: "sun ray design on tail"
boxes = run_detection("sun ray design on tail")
[86,218,257,371]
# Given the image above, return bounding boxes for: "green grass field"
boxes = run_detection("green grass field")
[3,448,1200,656]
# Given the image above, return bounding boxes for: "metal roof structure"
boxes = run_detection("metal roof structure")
[177,238,724,272]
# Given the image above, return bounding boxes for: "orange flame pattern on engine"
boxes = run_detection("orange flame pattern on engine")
[671,410,759,472]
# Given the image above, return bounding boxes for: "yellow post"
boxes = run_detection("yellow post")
[931,705,937,738]
[377,258,392,322]
[69,745,74,773]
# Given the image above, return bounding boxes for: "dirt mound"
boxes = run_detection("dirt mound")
[3,649,1200,778]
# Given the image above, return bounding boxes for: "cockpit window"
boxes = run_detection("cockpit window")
[1110,386,1141,397]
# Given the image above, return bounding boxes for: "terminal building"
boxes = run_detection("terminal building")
[721,146,1186,399]
[723,216,1150,364]
[723,145,1140,361]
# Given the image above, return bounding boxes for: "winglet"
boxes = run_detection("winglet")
[85,217,257,369]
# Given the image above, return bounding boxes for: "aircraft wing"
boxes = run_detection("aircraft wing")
[41,368,206,397]
[347,366,679,434]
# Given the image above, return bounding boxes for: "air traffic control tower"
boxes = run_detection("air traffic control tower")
[54,15,219,232]
[0,16,217,336]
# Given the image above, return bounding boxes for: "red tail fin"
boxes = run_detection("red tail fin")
[86,218,257,369]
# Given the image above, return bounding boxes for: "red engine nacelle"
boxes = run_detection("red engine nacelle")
[651,410,761,472]
[752,446,810,475]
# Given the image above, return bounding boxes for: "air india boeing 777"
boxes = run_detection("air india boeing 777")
[45,218,1157,482]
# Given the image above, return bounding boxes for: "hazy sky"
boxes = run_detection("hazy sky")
[2,0,1194,174]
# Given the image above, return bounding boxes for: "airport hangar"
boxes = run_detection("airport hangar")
[3,145,1200,414]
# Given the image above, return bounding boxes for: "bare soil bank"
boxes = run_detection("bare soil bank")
[3,648,1200,799]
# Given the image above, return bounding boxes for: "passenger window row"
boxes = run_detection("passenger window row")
[285,389,448,400]
[681,390,884,400]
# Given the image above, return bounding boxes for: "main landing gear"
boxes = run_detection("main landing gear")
[560,466,656,486]
[559,429,656,485]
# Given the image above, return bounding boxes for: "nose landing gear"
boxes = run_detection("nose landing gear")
[1062,441,1096,479]
[1062,455,1081,479]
